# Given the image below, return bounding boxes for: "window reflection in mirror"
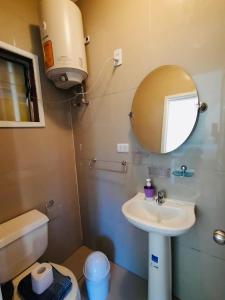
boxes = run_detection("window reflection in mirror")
[131,65,199,154]
[161,92,198,153]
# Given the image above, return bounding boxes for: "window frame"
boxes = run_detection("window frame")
[0,41,45,128]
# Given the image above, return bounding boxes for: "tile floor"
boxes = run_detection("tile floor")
[63,246,179,300]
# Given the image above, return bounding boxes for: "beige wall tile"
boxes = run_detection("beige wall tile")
[148,0,225,73]
[78,0,150,98]
[74,0,225,298]
[73,90,135,161]
[0,0,82,263]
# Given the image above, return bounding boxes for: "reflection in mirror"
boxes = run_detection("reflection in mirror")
[161,92,198,153]
[131,65,199,154]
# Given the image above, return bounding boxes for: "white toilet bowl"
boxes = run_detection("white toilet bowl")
[12,262,81,300]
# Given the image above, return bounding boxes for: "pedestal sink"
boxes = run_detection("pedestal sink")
[122,193,196,300]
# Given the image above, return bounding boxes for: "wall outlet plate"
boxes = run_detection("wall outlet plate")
[117,143,129,153]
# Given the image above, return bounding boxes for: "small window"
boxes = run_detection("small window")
[0,41,45,127]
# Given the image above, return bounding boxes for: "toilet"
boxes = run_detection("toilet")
[0,210,81,300]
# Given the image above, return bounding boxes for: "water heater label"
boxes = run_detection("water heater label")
[43,40,54,69]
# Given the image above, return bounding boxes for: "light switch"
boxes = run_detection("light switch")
[117,143,129,153]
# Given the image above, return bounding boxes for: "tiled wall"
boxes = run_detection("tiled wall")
[73,1,225,299]
[0,0,82,262]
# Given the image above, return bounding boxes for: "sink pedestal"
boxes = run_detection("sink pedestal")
[148,233,171,300]
[122,193,196,299]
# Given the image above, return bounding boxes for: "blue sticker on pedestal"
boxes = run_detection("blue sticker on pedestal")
[151,254,159,269]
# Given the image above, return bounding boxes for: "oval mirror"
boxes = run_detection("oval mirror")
[130,65,199,154]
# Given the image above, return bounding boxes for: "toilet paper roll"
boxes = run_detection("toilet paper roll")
[31,263,54,294]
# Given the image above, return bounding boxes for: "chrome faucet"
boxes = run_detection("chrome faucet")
[155,190,166,205]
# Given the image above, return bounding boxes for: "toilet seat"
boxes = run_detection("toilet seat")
[12,262,81,300]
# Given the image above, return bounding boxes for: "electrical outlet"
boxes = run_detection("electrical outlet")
[117,143,129,153]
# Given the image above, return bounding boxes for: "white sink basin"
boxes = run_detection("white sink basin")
[122,192,196,236]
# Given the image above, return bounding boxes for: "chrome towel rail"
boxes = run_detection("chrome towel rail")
[88,158,128,174]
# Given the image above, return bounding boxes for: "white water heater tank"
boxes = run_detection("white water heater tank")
[40,0,88,89]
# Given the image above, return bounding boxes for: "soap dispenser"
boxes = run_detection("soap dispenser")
[144,178,155,200]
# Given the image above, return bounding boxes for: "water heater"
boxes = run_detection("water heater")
[40,0,88,89]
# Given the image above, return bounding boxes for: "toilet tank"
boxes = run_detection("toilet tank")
[0,210,49,283]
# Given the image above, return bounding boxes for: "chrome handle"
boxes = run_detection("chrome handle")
[158,190,166,199]
[213,230,225,245]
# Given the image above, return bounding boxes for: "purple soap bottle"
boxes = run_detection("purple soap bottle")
[144,178,155,200]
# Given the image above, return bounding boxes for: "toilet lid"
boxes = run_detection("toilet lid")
[12,262,81,300]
